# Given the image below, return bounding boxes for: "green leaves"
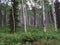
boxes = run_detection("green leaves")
[9,0,19,33]
[0,31,60,45]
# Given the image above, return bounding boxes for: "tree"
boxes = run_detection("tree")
[26,0,42,26]
[51,0,57,31]
[55,0,60,29]
[0,0,2,27]
[9,0,19,33]
[42,0,46,32]
[21,0,27,32]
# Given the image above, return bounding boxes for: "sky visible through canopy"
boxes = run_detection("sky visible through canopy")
[0,0,60,6]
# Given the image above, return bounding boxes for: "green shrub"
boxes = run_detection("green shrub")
[0,31,60,45]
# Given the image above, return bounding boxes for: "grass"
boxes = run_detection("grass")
[0,25,60,45]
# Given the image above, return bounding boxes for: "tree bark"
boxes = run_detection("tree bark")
[22,0,27,32]
[42,0,46,32]
[51,0,57,31]
[33,7,37,26]
[55,0,60,29]
[11,0,16,33]
[0,0,2,27]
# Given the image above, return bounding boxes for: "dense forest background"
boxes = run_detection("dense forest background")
[0,0,60,45]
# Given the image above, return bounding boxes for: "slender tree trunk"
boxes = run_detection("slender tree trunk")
[42,0,46,32]
[12,7,16,33]
[11,0,16,33]
[51,0,57,31]
[2,15,3,27]
[4,0,8,26]
[32,1,37,27]
[24,5,27,32]
[0,0,3,27]
[28,16,31,26]
[33,7,37,26]
[22,0,27,32]
[55,0,60,28]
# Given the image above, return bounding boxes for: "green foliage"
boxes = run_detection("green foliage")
[0,30,60,45]
[0,26,60,45]
[0,33,21,45]
[9,0,19,33]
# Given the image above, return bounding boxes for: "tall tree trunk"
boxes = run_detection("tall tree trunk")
[0,0,2,27]
[28,16,31,26]
[51,0,57,31]
[4,0,8,26]
[55,0,60,29]
[42,0,46,32]
[11,0,16,33]
[33,7,37,26]
[22,0,27,32]
[12,6,16,33]
[9,0,18,33]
